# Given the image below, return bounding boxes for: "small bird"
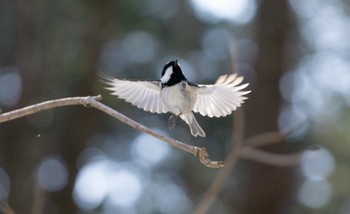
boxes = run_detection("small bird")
[102,59,250,137]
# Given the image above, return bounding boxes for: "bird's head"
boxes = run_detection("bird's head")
[161,59,186,87]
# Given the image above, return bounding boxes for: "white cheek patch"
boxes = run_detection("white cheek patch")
[161,67,173,83]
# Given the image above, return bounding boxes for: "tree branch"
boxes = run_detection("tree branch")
[0,96,102,123]
[194,132,304,213]
[243,131,285,147]
[194,108,245,214]
[0,95,306,214]
[240,147,304,166]
[0,95,223,168]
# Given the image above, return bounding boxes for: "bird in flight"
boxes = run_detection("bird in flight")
[102,59,250,137]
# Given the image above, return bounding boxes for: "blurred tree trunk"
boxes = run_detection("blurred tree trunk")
[5,0,45,213]
[1,1,110,213]
[244,0,297,213]
[53,1,110,212]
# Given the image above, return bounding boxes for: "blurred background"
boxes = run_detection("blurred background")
[1,0,350,213]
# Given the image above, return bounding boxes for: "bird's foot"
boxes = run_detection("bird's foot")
[168,115,178,130]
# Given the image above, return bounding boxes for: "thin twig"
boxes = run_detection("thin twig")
[31,181,45,214]
[194,129,304,213]
[0,96,102,123]
[194,108,245,214]
[194,40,248,214]
[243,131,285,147]
[194,131,304,213]
[0,95,223,168]
[240,147,304,166]
[193,39,305,213]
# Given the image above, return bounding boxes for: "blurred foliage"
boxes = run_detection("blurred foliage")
[1,0,350,213]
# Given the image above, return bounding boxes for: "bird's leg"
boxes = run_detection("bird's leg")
[168,114,178,130]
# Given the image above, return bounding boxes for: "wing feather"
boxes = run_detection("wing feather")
[193,74,250,117]
[101,74,168,114]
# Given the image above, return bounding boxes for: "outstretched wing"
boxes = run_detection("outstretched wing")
[101,74,168,114]
[192,74,250,118]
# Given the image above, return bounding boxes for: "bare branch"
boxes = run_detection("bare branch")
[197,147,224,168]
[194,129,303,213]
[240,147,304,167]
[31,181,45,214]
[0,95,223,168]
[243,131,285,147]
[194,108,245,214]
[194,39,258,213]
[0,95,102,123]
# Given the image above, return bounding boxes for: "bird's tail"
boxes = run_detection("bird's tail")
[180,113,206,137]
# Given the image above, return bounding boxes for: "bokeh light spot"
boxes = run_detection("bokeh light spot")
[154,183,191,214]
[73,160,109,210]
[0,67,22,107]
[278,104,309,139]
[36,157,68,192]
[298,179,332,208]
[0,167,10,199]
[144,0,179,19]
[106,169,142,207]
[122,31,158,64]
[201,27,231,61]
[300,147,335,180]
[189,0,257,24]
[131,133,170,167]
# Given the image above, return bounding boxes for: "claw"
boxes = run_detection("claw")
[168,114,178,130]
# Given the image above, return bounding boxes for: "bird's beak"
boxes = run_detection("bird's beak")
[174,59,179,67]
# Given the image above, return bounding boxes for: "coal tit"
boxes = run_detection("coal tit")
[102,59,250,137]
